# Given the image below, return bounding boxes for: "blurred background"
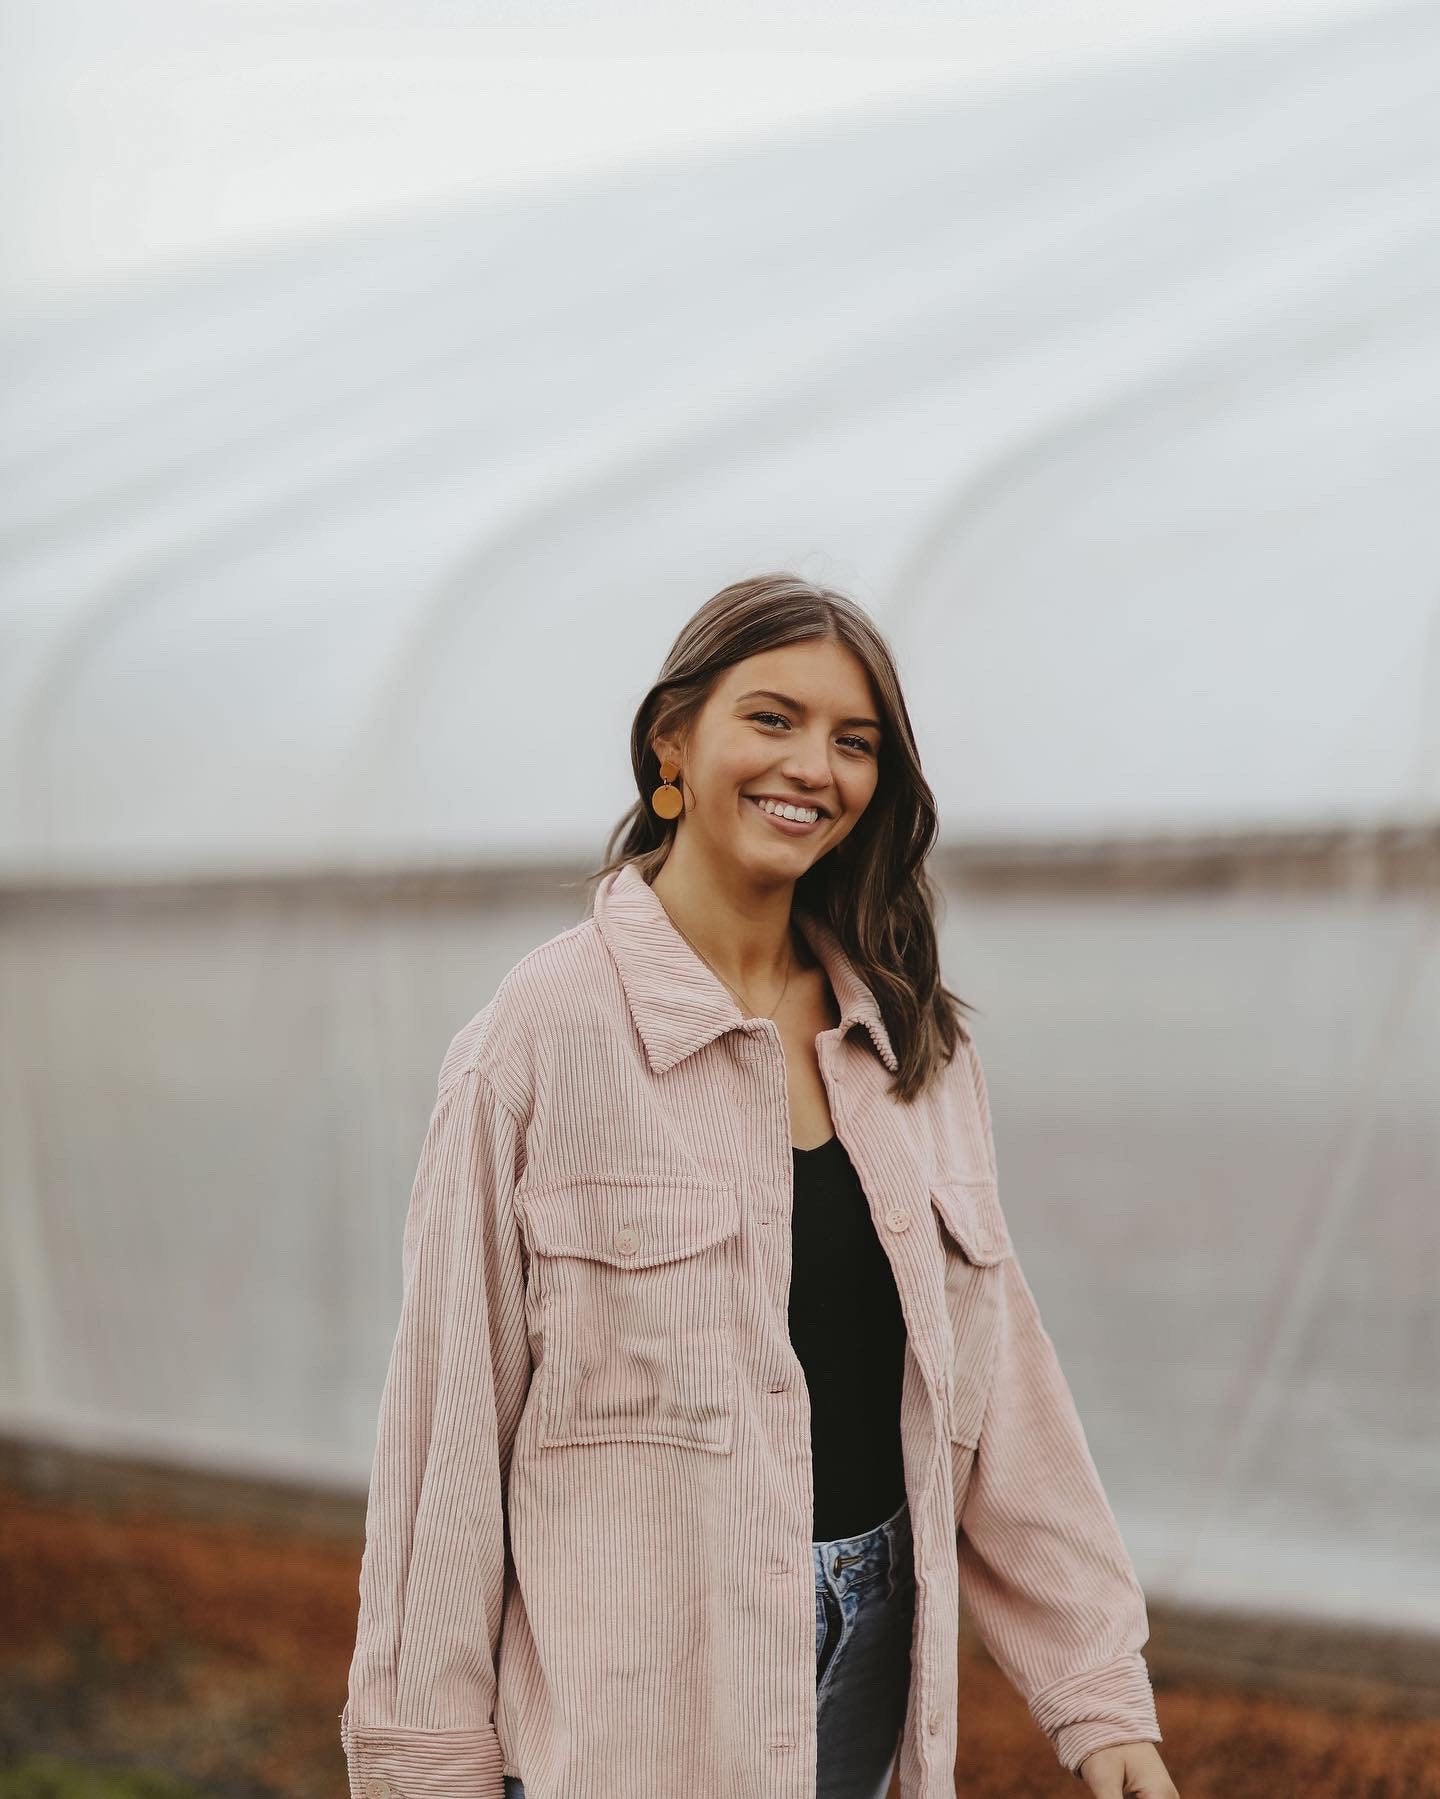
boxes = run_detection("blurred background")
[1,1,1437,1794]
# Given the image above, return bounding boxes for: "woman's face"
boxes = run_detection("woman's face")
[665,639,884,878]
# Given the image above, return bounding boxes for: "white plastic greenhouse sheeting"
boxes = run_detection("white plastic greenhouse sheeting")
[1,883,1436,1634]
[0,2,1437,1645]
[2,1,1439,880]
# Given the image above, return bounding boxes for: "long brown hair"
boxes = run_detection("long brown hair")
[584,572,974,1101]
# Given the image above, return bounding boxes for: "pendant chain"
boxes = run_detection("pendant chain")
[663,908,795,1022]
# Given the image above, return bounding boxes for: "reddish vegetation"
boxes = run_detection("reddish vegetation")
[2,1477,1437,1798]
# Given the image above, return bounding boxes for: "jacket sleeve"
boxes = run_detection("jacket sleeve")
[340,1059,529,1799]
[954,1035,1163,1779]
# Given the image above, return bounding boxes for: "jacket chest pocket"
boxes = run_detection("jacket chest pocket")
[520,1177,742,1454]
[929,1177,1012,1449]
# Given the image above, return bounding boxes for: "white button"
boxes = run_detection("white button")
[615,1227,638,1255]
[364,1779,396,1799]
[928,1708,942,1733]
[886,1209,911,1232]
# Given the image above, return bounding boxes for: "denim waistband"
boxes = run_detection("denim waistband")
[812,1495,911,1589]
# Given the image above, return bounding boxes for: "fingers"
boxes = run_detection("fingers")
[1079,1757,1126,1799]
[1127,1768,1181,1798]
[1080,1746,1179,1798]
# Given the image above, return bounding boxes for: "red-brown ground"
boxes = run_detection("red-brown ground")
[1,1470,1437,1798]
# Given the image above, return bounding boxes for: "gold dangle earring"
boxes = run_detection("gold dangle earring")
[651,756,684,820]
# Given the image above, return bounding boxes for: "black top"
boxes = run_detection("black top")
[787,1133,908,1541]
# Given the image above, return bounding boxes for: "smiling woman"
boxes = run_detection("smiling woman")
[339,570,1176,1799]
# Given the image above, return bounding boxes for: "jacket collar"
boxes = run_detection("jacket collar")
[593,859,899,1077]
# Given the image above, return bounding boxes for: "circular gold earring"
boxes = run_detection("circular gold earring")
[651,756,684,820]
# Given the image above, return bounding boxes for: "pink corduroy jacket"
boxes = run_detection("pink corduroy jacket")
[340,859,1162,1799]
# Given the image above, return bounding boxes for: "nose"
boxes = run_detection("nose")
[779,736,833,792]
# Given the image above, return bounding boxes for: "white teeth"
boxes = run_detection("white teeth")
[756,798,819,822]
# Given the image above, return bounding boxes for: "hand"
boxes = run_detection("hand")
[1078,1740,1178,1797]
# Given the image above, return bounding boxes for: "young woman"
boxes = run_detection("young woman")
[340,574,1180,1799]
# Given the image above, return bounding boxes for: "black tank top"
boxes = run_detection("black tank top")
[787,1133,908,1541]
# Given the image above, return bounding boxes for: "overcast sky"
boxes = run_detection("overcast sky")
[0,0,1393,325]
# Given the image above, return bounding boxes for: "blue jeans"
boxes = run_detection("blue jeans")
[503,1496,914,1799]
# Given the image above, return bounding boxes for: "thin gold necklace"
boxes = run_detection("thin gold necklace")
[663,906,795,1021]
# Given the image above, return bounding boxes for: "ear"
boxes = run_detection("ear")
[651,730,686,771]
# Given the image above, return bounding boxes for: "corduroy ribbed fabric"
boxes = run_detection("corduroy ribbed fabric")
[340,859,1162,1798]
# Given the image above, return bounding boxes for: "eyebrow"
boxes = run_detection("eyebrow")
[734,689,883,733]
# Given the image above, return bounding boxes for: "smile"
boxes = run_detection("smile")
[745,795,825,835]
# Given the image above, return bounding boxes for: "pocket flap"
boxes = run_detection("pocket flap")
[520,1178,741,1269]
[930,1177,1012,1265]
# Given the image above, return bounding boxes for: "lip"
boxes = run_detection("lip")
[744,794,826,836]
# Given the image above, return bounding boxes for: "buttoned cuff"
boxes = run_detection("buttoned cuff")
[341,1702,506,1799]
[1028,1650,1162,1776]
